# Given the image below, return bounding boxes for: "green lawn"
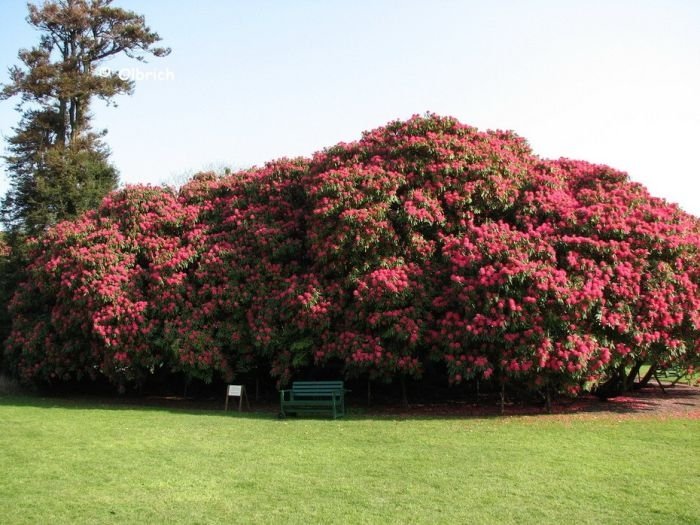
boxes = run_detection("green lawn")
[0,395,698,524]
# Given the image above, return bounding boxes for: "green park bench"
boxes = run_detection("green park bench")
[279,381,346,419]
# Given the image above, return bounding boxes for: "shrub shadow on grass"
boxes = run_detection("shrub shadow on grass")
[1,383,698,421]
[0,393,280,421]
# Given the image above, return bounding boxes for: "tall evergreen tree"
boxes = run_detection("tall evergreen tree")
[1,0,170,234]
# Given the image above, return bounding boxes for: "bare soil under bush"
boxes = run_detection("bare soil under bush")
[368,383,700,419]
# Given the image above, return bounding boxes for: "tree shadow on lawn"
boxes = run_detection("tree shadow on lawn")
[0,393,280,420]
[1,383,698,421]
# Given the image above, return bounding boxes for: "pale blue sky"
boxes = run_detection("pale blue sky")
[1,0,699,215]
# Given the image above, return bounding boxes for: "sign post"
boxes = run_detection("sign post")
[224,384,250,412]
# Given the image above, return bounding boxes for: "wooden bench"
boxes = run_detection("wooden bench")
[279,381,346,419]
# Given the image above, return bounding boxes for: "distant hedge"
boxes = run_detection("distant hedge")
[5,114,699,398]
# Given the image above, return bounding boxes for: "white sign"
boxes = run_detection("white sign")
[225,384,249,412]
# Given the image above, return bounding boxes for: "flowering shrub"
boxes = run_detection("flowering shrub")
[4,186,203,386]
[4,114,699,398]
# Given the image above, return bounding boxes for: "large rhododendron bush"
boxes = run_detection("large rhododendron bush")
[4,115,700,399]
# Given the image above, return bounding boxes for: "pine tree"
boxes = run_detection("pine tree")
[1,0,170,234]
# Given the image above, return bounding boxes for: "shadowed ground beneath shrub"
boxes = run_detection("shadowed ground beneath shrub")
[5,382,698,420]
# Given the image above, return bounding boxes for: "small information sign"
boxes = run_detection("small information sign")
[224,384,250,412]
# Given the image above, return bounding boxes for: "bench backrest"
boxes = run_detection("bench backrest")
[291,381,344,396]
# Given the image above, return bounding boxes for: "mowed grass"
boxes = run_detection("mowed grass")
[0,396,698,524]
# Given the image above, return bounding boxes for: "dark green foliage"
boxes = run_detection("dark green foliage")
[2,115,118,234]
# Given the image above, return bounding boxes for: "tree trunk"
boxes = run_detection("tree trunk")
[69,99,76,143]
[367,378,372,407]
[500,382,505,415]
[58,98,67,146]
[400,375,408,408]
[74,95,83,140]
[637,363,658,388]
[624,361,643,391]
[593,366,626,399]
